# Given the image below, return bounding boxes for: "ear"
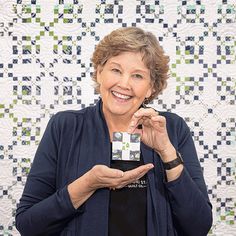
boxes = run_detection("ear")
[145,84,154,99]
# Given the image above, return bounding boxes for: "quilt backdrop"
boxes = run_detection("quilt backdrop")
[0,0,235,235]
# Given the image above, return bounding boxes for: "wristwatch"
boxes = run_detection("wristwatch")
[162,151,184,170]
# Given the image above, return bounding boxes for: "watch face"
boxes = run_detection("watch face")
[177,151,184,162]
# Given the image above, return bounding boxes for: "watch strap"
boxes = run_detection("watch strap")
[162,151,183,170]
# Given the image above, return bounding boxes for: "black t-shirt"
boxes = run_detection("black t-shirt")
[108,152,147,236]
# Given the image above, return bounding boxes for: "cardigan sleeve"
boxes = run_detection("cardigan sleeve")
[164,116,213,236]
[15,114,80,236]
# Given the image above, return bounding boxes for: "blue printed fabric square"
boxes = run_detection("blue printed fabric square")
[112,132,141,161]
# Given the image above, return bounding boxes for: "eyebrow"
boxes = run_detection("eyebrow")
[108,62,121,67]
[108,62,149,75]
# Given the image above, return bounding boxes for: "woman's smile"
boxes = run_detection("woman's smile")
[111,90,132,101]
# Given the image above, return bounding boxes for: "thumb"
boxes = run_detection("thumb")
[104,166,124,178]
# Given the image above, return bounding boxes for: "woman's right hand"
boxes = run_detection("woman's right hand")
[87,163,154,190]
[68,164,153,209]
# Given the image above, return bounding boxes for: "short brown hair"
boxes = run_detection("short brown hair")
[91,27,169,103]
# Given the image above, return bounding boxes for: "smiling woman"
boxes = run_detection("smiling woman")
[92,27,169,104]
[15,27,212,236]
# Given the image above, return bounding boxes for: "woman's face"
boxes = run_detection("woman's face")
[97,51,153,120]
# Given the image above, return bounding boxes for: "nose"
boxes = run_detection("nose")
[118,74,131,89]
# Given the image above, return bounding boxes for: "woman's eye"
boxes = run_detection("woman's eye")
[111,68,121,73]
[133,74,143,79]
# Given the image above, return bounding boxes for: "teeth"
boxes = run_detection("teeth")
[112,91,131,100]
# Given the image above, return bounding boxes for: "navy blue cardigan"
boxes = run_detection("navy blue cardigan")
[16,100,212,236]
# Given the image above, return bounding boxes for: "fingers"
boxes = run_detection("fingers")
[134,108,158,118]
[91,164,154,190]
[128,107,163,133]
[124,163,154,181]
[150,115,166,128]
[114,163,154,189]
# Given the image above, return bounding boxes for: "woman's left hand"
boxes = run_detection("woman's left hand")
[128,107,175,159]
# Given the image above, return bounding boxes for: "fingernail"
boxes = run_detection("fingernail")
[148,164,154,169]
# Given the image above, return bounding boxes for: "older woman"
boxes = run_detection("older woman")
[16,27,212,236]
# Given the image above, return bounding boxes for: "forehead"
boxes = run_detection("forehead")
[106,51,149,71]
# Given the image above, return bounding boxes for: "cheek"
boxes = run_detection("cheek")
[134,84,152,97]
[100,78,114,91]
[102,80,113,90]
[103,75,119,89]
